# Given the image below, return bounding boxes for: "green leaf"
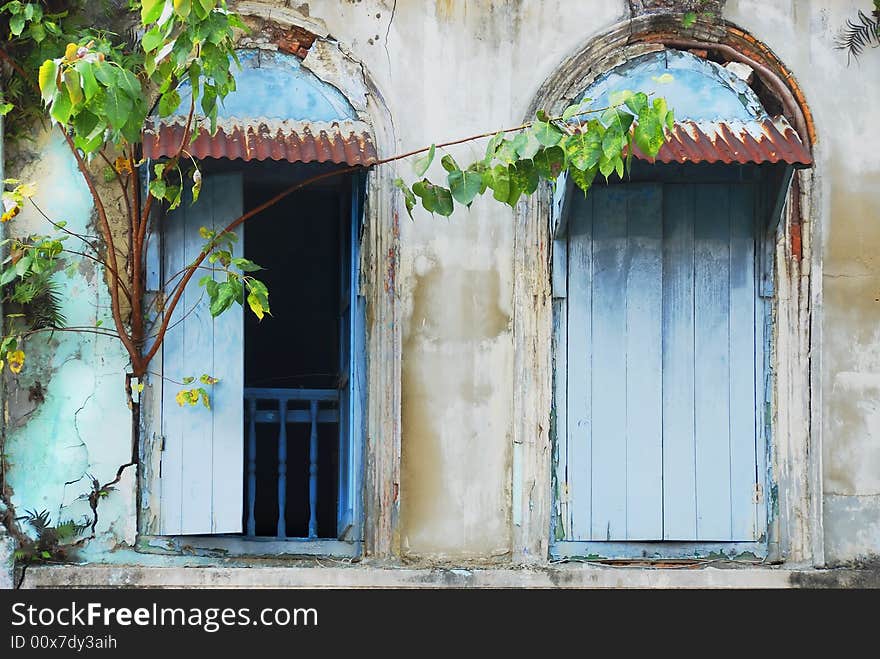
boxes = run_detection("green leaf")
[447,168,482,207]
[63,69,82,105]
[173,0,191,18]
[599,154,615,180]
[533,121,563,147]
[561,103,581,122]
[533,146,565,180]
[191,170,202,204]
[232,257,262,272]
[167,185,182,210]
[27,21,44,42]
[413,144,435,177]
[412,179,454,216]
[601,120,625,160]
[517,131,542,160]
[565,128,602,171]
[393,178,417,220]
[149,178,166,199]
[75,62,99,100]
[484,131,504,164]
[182,376,195,384]
[247,291,265,320]
[503,165,524,207]
[570,165,598,195]
[117,70,142,100]
[0,267,17,287]
[0,102,13,116]
[440,154,459,173]
[93,62,117,86]
[653,97,668,117]
[142,25,166,54]
[49,87,72,124]
[158,89,180,117]
[485,164,509,203]
[682,11,697,28]
[142,0,165,23]
[634,108,665,158]
[209,282,235,316]
[495,139,518,164]
[513,160,539,195]
[624,92,649,116]
[38,59,58,104]
[9,13,24,35]
[205,279,218,299]
[103,86,133,130]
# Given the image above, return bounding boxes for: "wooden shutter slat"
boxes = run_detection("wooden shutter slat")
[661,184,698,540]
[624,184,664,540]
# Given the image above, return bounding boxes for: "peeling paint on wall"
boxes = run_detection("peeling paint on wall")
[4,131,134,551]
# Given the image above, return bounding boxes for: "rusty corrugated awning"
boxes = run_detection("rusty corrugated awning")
[143,49,378,167]
[575,50,813,168]
[630,117,812,166]
[142,117,378,166]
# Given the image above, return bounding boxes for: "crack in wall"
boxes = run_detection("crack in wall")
[384,0,396,86]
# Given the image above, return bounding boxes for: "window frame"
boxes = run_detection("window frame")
[137,166,367,559]
[548,163,783,560]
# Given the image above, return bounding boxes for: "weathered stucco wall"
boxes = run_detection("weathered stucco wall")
[3,132,135,556]
[3,0,880,567]
[724,0,880,565]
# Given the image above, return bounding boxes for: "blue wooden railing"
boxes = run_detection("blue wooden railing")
[244,388,339,539]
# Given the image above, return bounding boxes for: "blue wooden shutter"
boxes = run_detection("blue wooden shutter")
[337,173,365,539]
[159,172,244,535]
[563,182,760,542]
[659,183,758,540]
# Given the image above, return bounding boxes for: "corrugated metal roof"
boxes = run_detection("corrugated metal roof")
[630,117,812,166]
[142,117,378,166]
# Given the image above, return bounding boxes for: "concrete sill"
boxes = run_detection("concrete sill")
[17,563,880,589]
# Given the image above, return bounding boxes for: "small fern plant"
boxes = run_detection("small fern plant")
[13,509,90,563]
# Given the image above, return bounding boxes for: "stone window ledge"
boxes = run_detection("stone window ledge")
[17,564,880,589]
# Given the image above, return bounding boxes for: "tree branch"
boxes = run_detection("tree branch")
[57,128,140,370]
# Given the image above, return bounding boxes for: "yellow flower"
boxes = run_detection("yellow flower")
[114,156,133,176]
[7,350,25,374]
[0,206,18,223]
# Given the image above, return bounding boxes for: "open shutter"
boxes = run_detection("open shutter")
[159,172,244,535]
[337,173,365,539]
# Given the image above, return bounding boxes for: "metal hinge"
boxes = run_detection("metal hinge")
[753,483,764,504]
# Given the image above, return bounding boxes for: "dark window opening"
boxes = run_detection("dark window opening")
[239,166,354,539]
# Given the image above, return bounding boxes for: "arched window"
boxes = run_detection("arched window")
[144,49,375,555]
[551,50,811,557]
